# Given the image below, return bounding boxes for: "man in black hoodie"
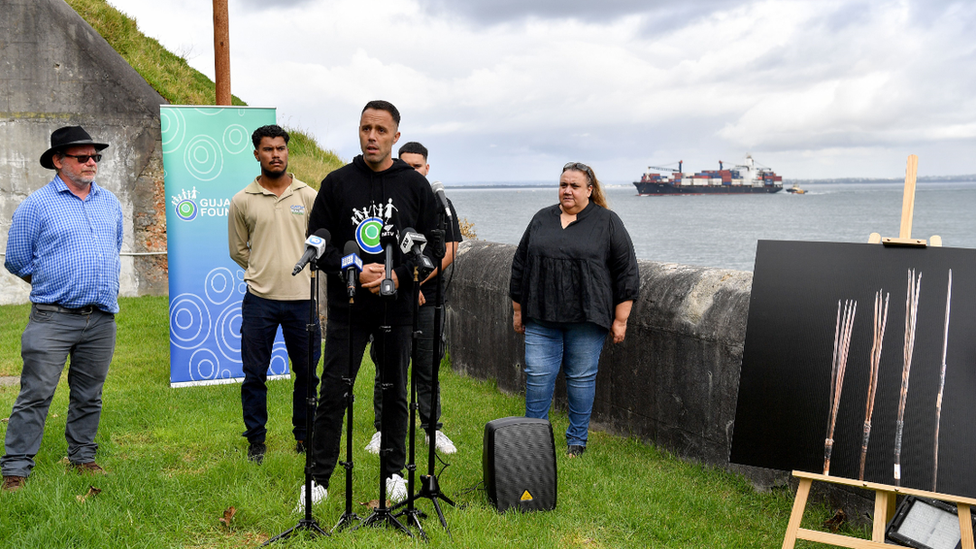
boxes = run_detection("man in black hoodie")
[302,100,438,506]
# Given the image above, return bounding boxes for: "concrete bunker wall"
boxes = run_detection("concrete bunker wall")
[446,240,756,468]
[1,0,168,304]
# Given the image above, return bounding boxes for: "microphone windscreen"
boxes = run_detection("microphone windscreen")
[430,181,444,193]
[312,228,331,243]
[343,240,359,256]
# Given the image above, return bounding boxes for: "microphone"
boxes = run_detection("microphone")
[430,181,452,219]
[400,227,435,280]
[379,225,398,297]
[292,229,331,276]
[399,227,427,256]
[341,241,363,298]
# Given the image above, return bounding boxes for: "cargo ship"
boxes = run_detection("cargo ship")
[634,155,783,195]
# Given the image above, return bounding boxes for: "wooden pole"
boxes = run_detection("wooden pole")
[213,0,231,105]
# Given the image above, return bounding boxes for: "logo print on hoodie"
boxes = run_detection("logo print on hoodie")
[352,199,398,254]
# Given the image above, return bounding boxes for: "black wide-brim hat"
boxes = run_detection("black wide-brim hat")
[40,126,109,170]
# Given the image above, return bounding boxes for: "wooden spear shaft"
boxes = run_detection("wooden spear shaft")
[933,270,952,491]
[894,269,921,486]
[824,299,856,475]
[859,290,888,480]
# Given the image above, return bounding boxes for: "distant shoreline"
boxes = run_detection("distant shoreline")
[447,177,976,189]
[786,175,976,184]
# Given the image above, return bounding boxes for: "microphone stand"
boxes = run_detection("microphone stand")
[357,240,412,537]
[264,264,329,545]
[392,214,456,535]
[394,245,430,540]
[332,265,363,533]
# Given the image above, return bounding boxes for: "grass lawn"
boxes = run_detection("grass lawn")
[0,296,852,547]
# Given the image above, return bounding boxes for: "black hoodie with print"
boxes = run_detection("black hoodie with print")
[308,155,438,322]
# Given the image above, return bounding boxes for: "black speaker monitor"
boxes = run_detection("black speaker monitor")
[482,416,557,512]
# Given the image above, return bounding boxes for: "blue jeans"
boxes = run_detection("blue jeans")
[1,305,116,478]
[523,319,608,447]
[240,292,320,444]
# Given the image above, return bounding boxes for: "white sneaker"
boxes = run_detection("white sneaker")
[425,430,457,454]
[386,473,407,503]
[294,481,327,513]
[365,431,382,455]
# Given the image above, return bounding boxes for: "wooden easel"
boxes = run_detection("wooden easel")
[868,154,941,247]
[781,155,972,548]
[782,471,976,549]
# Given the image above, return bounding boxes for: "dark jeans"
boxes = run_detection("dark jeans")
[372,304,444,431]
[1,306,116,478]
[240,292,320,444]
[311,314,410,488]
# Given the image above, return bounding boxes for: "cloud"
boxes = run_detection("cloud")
[104,0,976,179]
[233,0,317,10]
[416,0,744,25]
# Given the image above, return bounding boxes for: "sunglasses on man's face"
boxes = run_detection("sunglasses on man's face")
[63,154,102,164]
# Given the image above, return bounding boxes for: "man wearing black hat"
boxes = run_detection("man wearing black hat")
[1,126,123,492]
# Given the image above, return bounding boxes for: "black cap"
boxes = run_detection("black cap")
[40,126,109,170]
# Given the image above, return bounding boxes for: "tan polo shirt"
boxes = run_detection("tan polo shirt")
[228,174,318,300]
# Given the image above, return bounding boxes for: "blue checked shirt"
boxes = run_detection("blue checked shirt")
[5,175,124,313]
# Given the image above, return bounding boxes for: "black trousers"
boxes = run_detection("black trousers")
[311,312,410,488]
[372,304,443,431]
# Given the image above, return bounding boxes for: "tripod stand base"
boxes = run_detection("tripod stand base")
[395,508,428,541]
[354,506,414,538]
[262,518,329,546]
[392,473,456,535]
[331,511,364,534]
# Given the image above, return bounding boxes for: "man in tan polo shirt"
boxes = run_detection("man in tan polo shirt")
[228,125,320,464]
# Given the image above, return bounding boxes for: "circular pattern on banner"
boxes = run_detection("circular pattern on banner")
[222,124,250,154]
[269,341,289,376]
[183,135,224,181]
[236,269,247,295]
[215,302,243,363]
[205,267,238,306]
[356,217,384,254]
[169,293,211,349]
[195,108,224,116]
[175,199,197,221]
[160,108,186,154]
[189,348,226,380]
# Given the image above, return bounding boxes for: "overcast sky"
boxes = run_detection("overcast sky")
[105,0,975,183]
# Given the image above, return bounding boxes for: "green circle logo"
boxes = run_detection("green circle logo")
[176,200,197,221]
[356,218,383,253]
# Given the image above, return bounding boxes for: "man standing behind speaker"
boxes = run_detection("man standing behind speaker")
[304,101,438,506]
[228,125,320,464]
[365,141,461,456]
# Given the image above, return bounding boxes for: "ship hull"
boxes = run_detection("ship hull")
[634,181,782,195]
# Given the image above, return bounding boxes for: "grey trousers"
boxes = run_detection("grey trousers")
[1,305,116,478]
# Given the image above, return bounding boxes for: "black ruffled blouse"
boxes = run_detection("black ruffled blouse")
[510,201,640,330]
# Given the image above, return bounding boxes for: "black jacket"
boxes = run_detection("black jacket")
[309,156,438,321]
[510,201,640,330]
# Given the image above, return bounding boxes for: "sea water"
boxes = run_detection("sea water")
[445,182,976,272]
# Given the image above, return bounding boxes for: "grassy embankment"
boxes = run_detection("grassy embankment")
[66,0,345,187]
[0,297,858,547]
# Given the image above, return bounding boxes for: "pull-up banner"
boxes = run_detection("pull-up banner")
[161,106,290,387]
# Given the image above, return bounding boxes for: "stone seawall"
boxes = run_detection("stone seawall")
[445,240,754,467]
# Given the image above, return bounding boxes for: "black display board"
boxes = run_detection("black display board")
[731,240,976,499]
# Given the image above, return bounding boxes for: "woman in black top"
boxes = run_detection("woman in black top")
[510,162,640,457]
